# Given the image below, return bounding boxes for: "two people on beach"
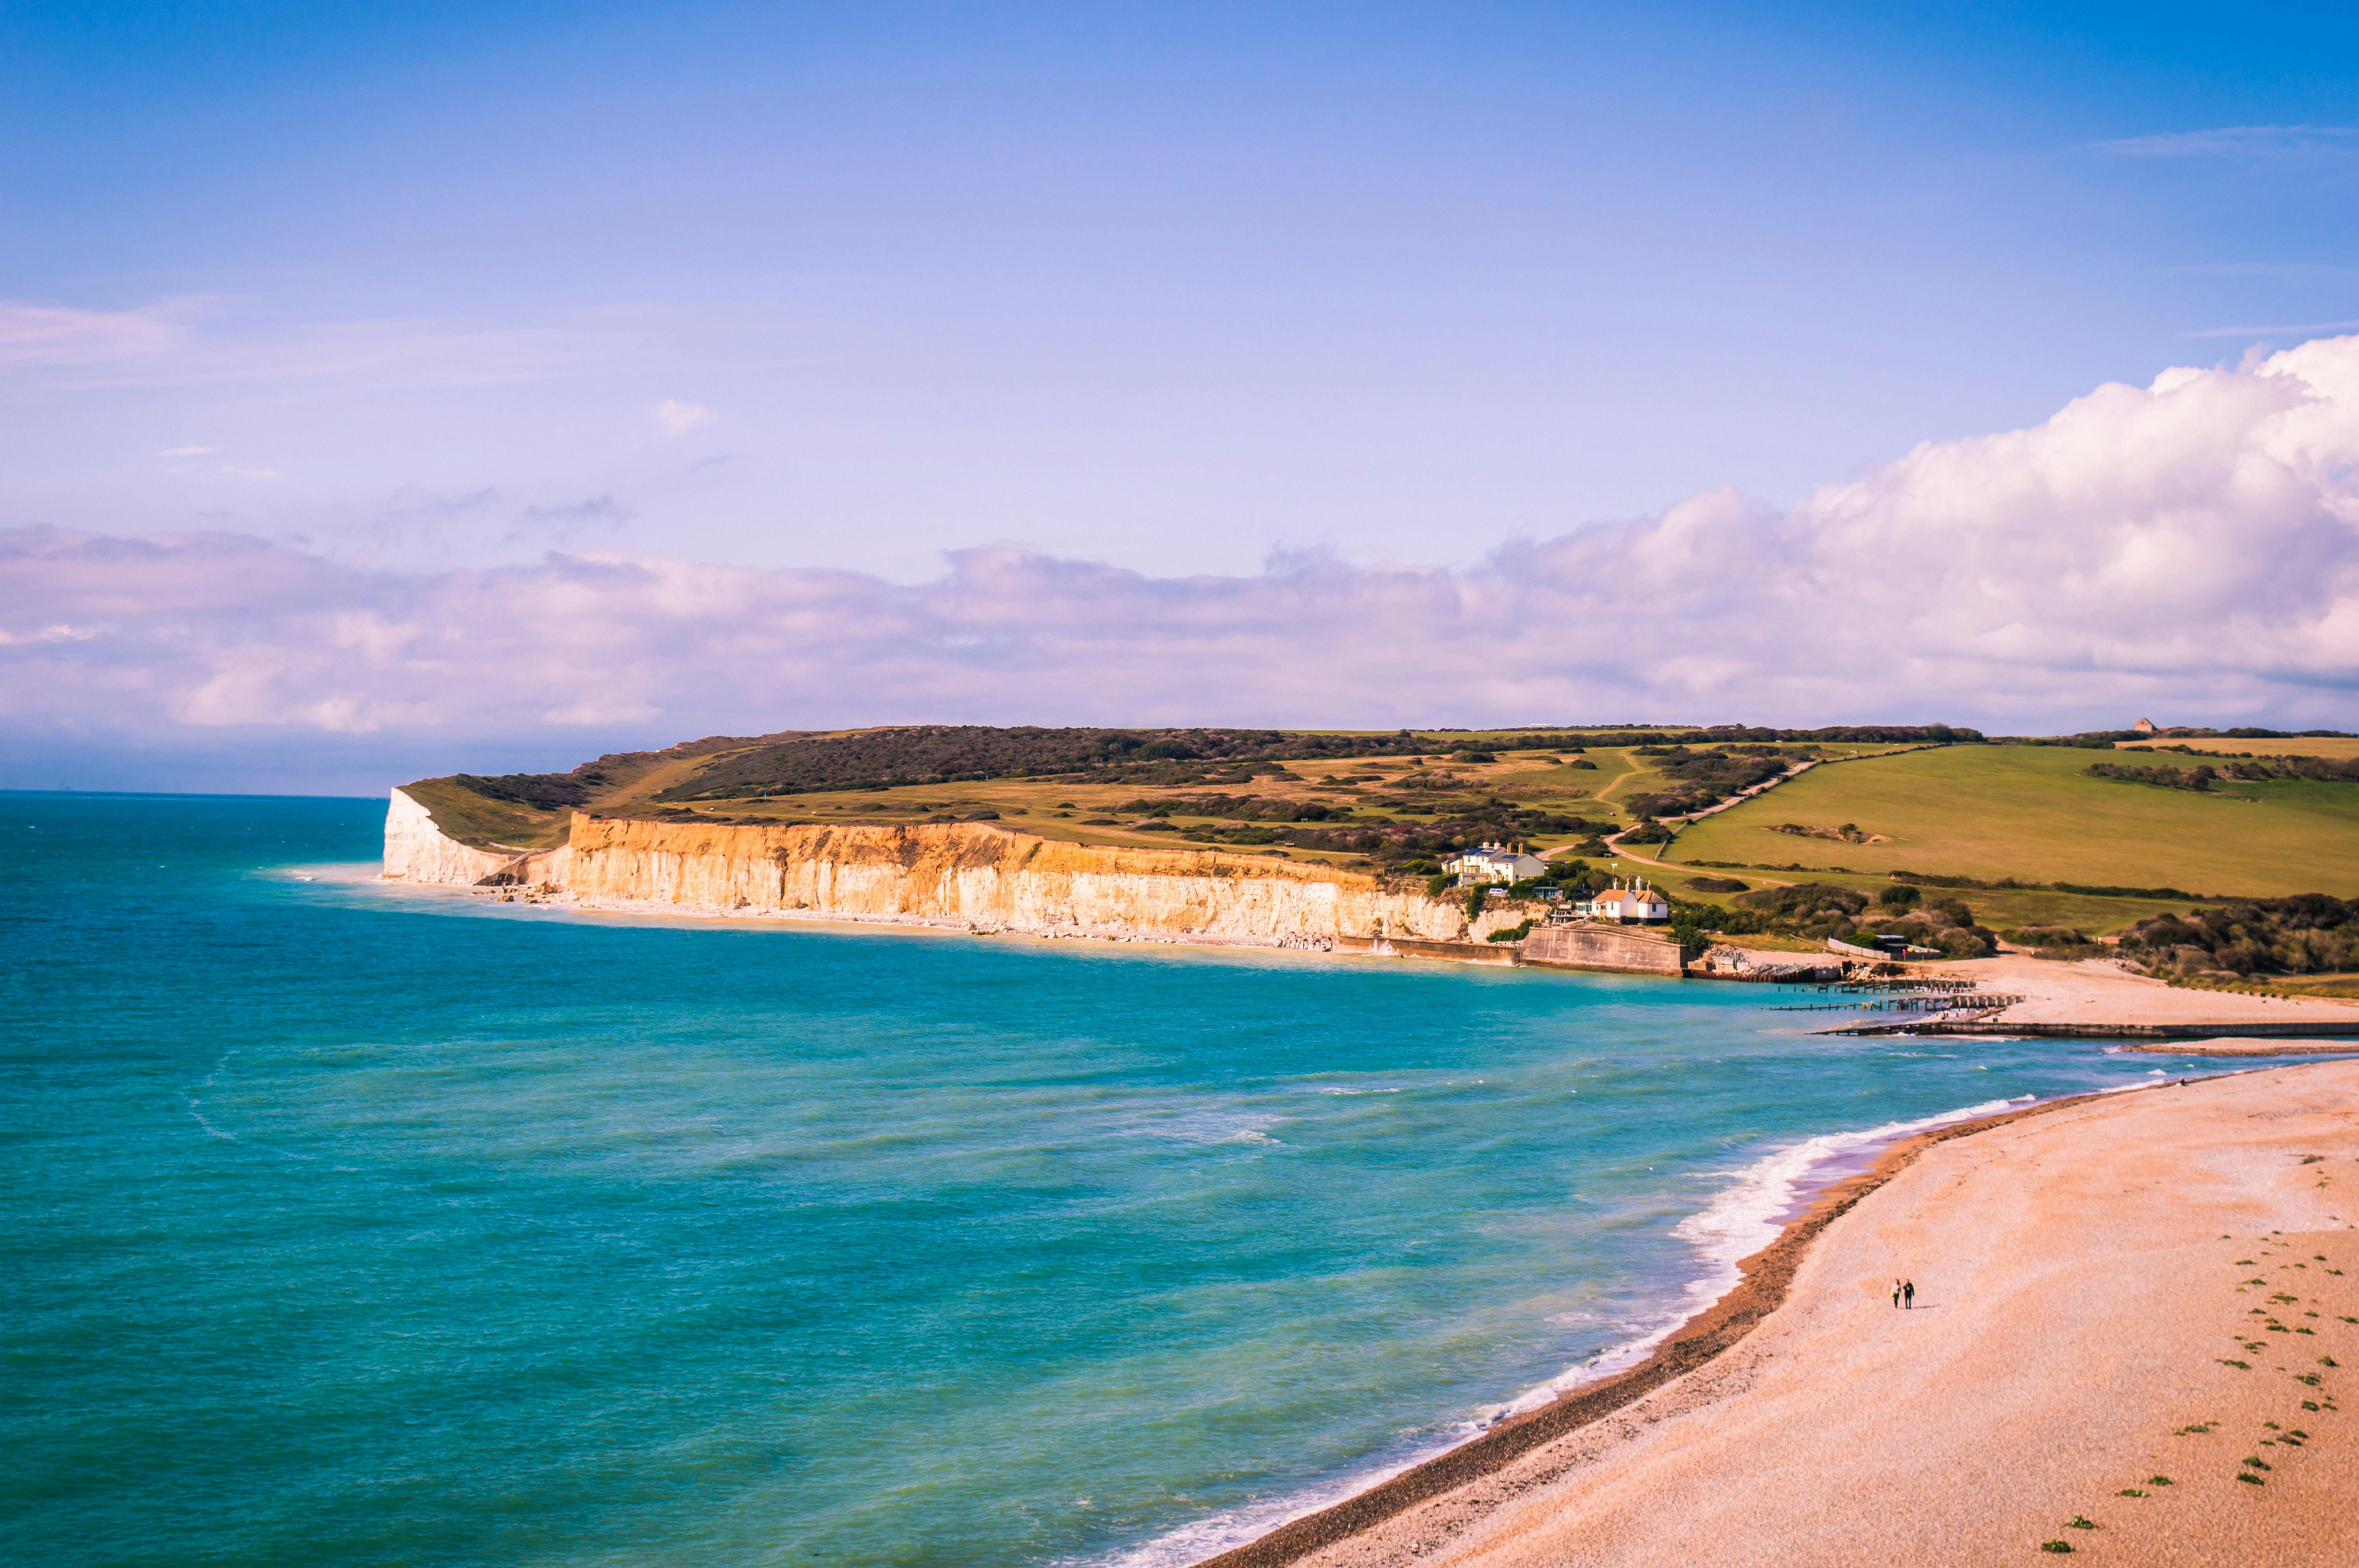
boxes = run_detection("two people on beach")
[1890,1278,1915,1309]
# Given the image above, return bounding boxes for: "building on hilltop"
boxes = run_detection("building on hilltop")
[1445,842,1548,886]
[1577,877,1670,924]
[2132,717,2157,735]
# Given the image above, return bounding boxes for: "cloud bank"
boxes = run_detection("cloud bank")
[7,336,2359,790]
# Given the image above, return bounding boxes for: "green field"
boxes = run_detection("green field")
[1663,744,2359,900]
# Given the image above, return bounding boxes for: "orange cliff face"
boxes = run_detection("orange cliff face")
[381,792,1503,947]
[560,815,1486,945]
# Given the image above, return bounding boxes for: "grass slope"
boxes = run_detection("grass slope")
[401,777,575,851]
[1667,745,2359,899]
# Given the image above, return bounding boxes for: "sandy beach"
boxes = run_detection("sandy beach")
[1207,1061,2359,1567]
[1954,953,2359,1031]
[1720,944,2359,1042]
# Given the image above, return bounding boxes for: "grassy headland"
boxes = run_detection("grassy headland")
[398,724,1937,874]
[400,721,2359,967]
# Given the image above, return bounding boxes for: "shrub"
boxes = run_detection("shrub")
[1737,883,1867,919]
[1685,875,1749,893]
[1878,885,1921,908]
[2117,895,2359,977]
[1929,927,1988,958]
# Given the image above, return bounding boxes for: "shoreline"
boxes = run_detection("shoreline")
[1190,1082,2159,1568]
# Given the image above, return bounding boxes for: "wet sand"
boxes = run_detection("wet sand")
[1203,1062,2359,1567]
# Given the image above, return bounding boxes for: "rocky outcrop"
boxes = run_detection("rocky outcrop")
[382,796,1501,946]
[382,788,570,887]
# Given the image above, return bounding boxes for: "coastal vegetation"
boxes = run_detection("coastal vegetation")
[2097,749,2359,785]
[2086,760,2225,791]
[1673,881,2000,958]
[399,723,1928,873]
[1619,744,1802,818]
[2114,895,2359,982]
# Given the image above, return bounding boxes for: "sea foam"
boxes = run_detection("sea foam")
[1090,1092,2037,1568]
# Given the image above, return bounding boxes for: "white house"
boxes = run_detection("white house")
[1445,842,1548,886]
[1578,877,1670,924]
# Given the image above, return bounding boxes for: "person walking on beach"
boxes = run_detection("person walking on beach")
[1903,1279,1915,1310]
[1892,1279,1901,1308]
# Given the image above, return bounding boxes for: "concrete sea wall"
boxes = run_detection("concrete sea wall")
[1521,922,1687,976]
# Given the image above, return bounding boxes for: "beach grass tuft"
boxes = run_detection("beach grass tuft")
[2040,1540,2075,1553]
[2117,1487,2147,1497]
[2148,1475,2174,1485]
[2066,1516,2097,1530]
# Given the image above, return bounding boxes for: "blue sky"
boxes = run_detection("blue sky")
[4,3,2358,787]
[7,1,2355,577]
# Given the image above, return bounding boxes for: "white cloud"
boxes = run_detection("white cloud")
[0,294,596,395]
[2184,318,2359,340]
[5,335,2359,767]
[653,398,711,436]
[0,624,89,647]
[157,445,216,457]
[2093,125,2359,158]
[221,465,287,481]
[0,298,195,367]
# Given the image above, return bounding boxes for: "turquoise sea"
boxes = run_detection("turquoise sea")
[2,792,2295,1567]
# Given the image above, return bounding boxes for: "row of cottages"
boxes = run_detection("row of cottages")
[1578,877,1668,924]
[1443,842,1548,885]
[1441,846,1673,927]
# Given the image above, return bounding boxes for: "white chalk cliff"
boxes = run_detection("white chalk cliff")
[382,792,1507,946]
[382,787,571,888]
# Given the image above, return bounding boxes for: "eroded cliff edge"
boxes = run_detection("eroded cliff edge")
[383,793,1502,946]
